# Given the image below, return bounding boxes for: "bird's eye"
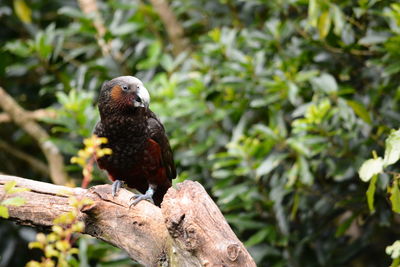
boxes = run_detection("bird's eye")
[122,85,129,91]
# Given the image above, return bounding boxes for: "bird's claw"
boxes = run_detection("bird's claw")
[111,180,124,197]
[129,186,155,208]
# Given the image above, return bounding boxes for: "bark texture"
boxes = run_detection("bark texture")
[0,175,256,267]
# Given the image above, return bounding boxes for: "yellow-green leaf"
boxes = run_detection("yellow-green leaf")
[390,180,400,213]
[346,100,372,124]
[36,233,46,243]
[44,244,59,258]
[318,11,332,39]
[7,187,30,194]
[52,225,63,235]
[366,175,377,213]
[13,0,32,23]
[4,180,16,193]
[55,240,70,252]
[70,248,79,255]
[71,221,85,232]
[0,205,9,218]
[2,196,26,206]
[28,241,44,250]
[358,157,383,182]
[26,260,42,267]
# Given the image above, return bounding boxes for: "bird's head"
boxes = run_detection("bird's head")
[98,76,150,115]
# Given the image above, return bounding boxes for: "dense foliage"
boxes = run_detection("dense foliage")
[1,0,400,266]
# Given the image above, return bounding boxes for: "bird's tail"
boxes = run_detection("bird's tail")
[153,183,171,207]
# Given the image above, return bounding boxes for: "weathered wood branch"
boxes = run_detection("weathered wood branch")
[0,175,256,266]
[0,87,68,185]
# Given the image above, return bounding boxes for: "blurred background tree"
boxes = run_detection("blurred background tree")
[1,0,400,266]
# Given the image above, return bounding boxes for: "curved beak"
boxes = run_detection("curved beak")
[133,96,148,108]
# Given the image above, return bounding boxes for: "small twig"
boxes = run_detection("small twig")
[295,26,378,57]
[345,15,365,31]
[77,0,124,62]
[77,0,109,56]
[81,155,95,189]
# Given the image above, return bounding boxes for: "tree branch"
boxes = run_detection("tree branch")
[0,175,256,266]
[0,109,56,123]
[148,0,190,56]
[0,87,68,185]
[78,0,124,62]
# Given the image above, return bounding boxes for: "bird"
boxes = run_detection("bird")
[93,76,176,207]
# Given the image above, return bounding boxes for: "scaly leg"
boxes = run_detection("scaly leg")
[111,180,124,197]
[129,184,156,207]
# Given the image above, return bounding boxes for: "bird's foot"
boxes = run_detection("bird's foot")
[111,180,124,197]
[129,185,155,208]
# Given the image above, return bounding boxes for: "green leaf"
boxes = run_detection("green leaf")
[245,228,270,247]
[256,153,287,177]
[110,23,139,36]
[2,197,26,207]
[287,138,311,156]
[366,175,378,213]
[35,32,52,61]
[288,82,299,105]
[311,73,338,94]
[290,192,300,220]
[335,214,355,237]
[331,4,345,35]
[299,156,313,185]
[294,70,319,83]
[358,31,389,45]
[216,184,248,204]
[346,100,371,124]
[57,6,85,19]
[318,10,331,39]
[384,129,400,167]
[286,162,299,187]
[4,40,31,57]
[358,157,383,182]
[0,206,9,218]
[390,180,400,213]
[137,41,162,69]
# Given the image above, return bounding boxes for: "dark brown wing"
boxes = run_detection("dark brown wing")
[147,110,176,180]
